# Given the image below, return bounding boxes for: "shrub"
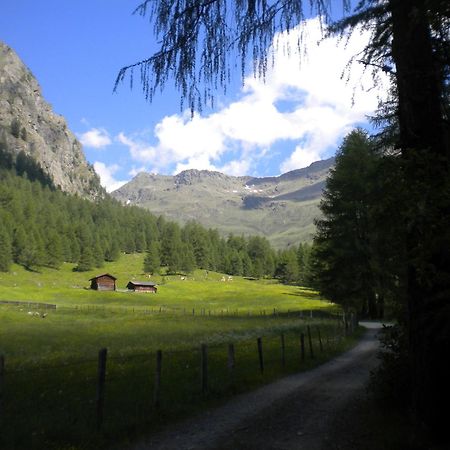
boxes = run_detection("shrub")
[20,126,27,141]
[11,118,21,138]
[369,324,411,406]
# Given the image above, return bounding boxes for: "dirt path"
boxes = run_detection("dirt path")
[130,322,382,450]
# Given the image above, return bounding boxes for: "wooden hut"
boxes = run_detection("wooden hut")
[89,273,117,291]
[127,281,158,293]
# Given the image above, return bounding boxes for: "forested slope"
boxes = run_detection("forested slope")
[0,162,311,283]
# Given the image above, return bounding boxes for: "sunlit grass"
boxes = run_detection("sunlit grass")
[0,253,331,312]
[0,253,350,450]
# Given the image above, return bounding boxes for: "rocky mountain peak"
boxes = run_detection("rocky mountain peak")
[0,41,104,199]
[112,158,335,247]
[175,169,231,185]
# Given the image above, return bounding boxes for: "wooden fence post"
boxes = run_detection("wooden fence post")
[154,350,162,408]
[228,343,235,372]
[257,337,264,374]
[96,348,107,431]
[228,343,235,388]
[280,333,286,367]
[0,355,4,417]
[317,328,323,352]
[343,312,348,335]
[201,344,208,394]
[307,325,315,359]
[300,333,305,362]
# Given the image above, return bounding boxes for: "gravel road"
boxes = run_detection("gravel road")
[130,322,382,450]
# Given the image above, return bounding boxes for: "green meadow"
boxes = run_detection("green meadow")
[0,253,358,450]
[0,252,329,310]
[0,253,336,365]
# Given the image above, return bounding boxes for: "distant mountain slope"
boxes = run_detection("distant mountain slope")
[112,158,334,247]
[0,41,103,198]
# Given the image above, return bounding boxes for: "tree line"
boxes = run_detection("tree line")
[309,129,406,320]
[0,157,313,282]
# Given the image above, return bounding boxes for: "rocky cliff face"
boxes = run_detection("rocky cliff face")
[0,41,104,198]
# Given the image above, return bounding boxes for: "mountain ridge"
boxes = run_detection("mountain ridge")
[112,158,334,248]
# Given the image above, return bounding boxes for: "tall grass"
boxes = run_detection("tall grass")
[1,316,360,450]
[0,254,350,449]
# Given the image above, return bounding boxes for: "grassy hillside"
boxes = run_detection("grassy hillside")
[0,253,334,364]
[112,159,334,247]
[0,253,330,310]
[0,253,358,450]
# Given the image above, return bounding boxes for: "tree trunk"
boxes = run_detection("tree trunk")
[389,0,450,437]
[367,293,378,320]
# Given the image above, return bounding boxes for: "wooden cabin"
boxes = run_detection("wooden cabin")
[89,273,117,291]
[127,281,158,293]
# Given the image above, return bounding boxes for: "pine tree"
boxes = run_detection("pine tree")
[45,231,63,269]
[297,243,312,286]
[12,225,27,264]
[76,246,95,272]
[229,250,243,276]
[241,252,253,277]
[160,222,182,273]
[275,249,299,284]
[313,129,383,317]
[143,241,161,274]
[247,236,275,278]
[105,239,120,262]
[182,221,210,268]
[76,224,95,272]
[92,235,104,268]
[180,243,196,274]
[0,227,12,272]
[69,238,81,264]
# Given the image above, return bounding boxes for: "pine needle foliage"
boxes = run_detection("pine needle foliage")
[115,0,350,113]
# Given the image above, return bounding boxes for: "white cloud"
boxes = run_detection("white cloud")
[79,128,112,149]
[173,155,218,175]
[118,18,389,175]
[128,166,148,177]
[219,158,252,176]
[93,162,127,192]
[117,132,157,163]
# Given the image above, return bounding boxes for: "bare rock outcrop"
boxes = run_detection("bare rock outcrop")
[0,41,104,198]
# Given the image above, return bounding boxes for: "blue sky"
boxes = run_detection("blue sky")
[0,1,388,191]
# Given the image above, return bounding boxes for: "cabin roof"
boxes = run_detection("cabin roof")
[89,273,117,281]
[127,281,157,287]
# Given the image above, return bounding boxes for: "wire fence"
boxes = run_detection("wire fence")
[0,313,357,449]
[1,298,341,320]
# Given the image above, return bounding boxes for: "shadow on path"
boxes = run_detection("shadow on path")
[129,322,383,450]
